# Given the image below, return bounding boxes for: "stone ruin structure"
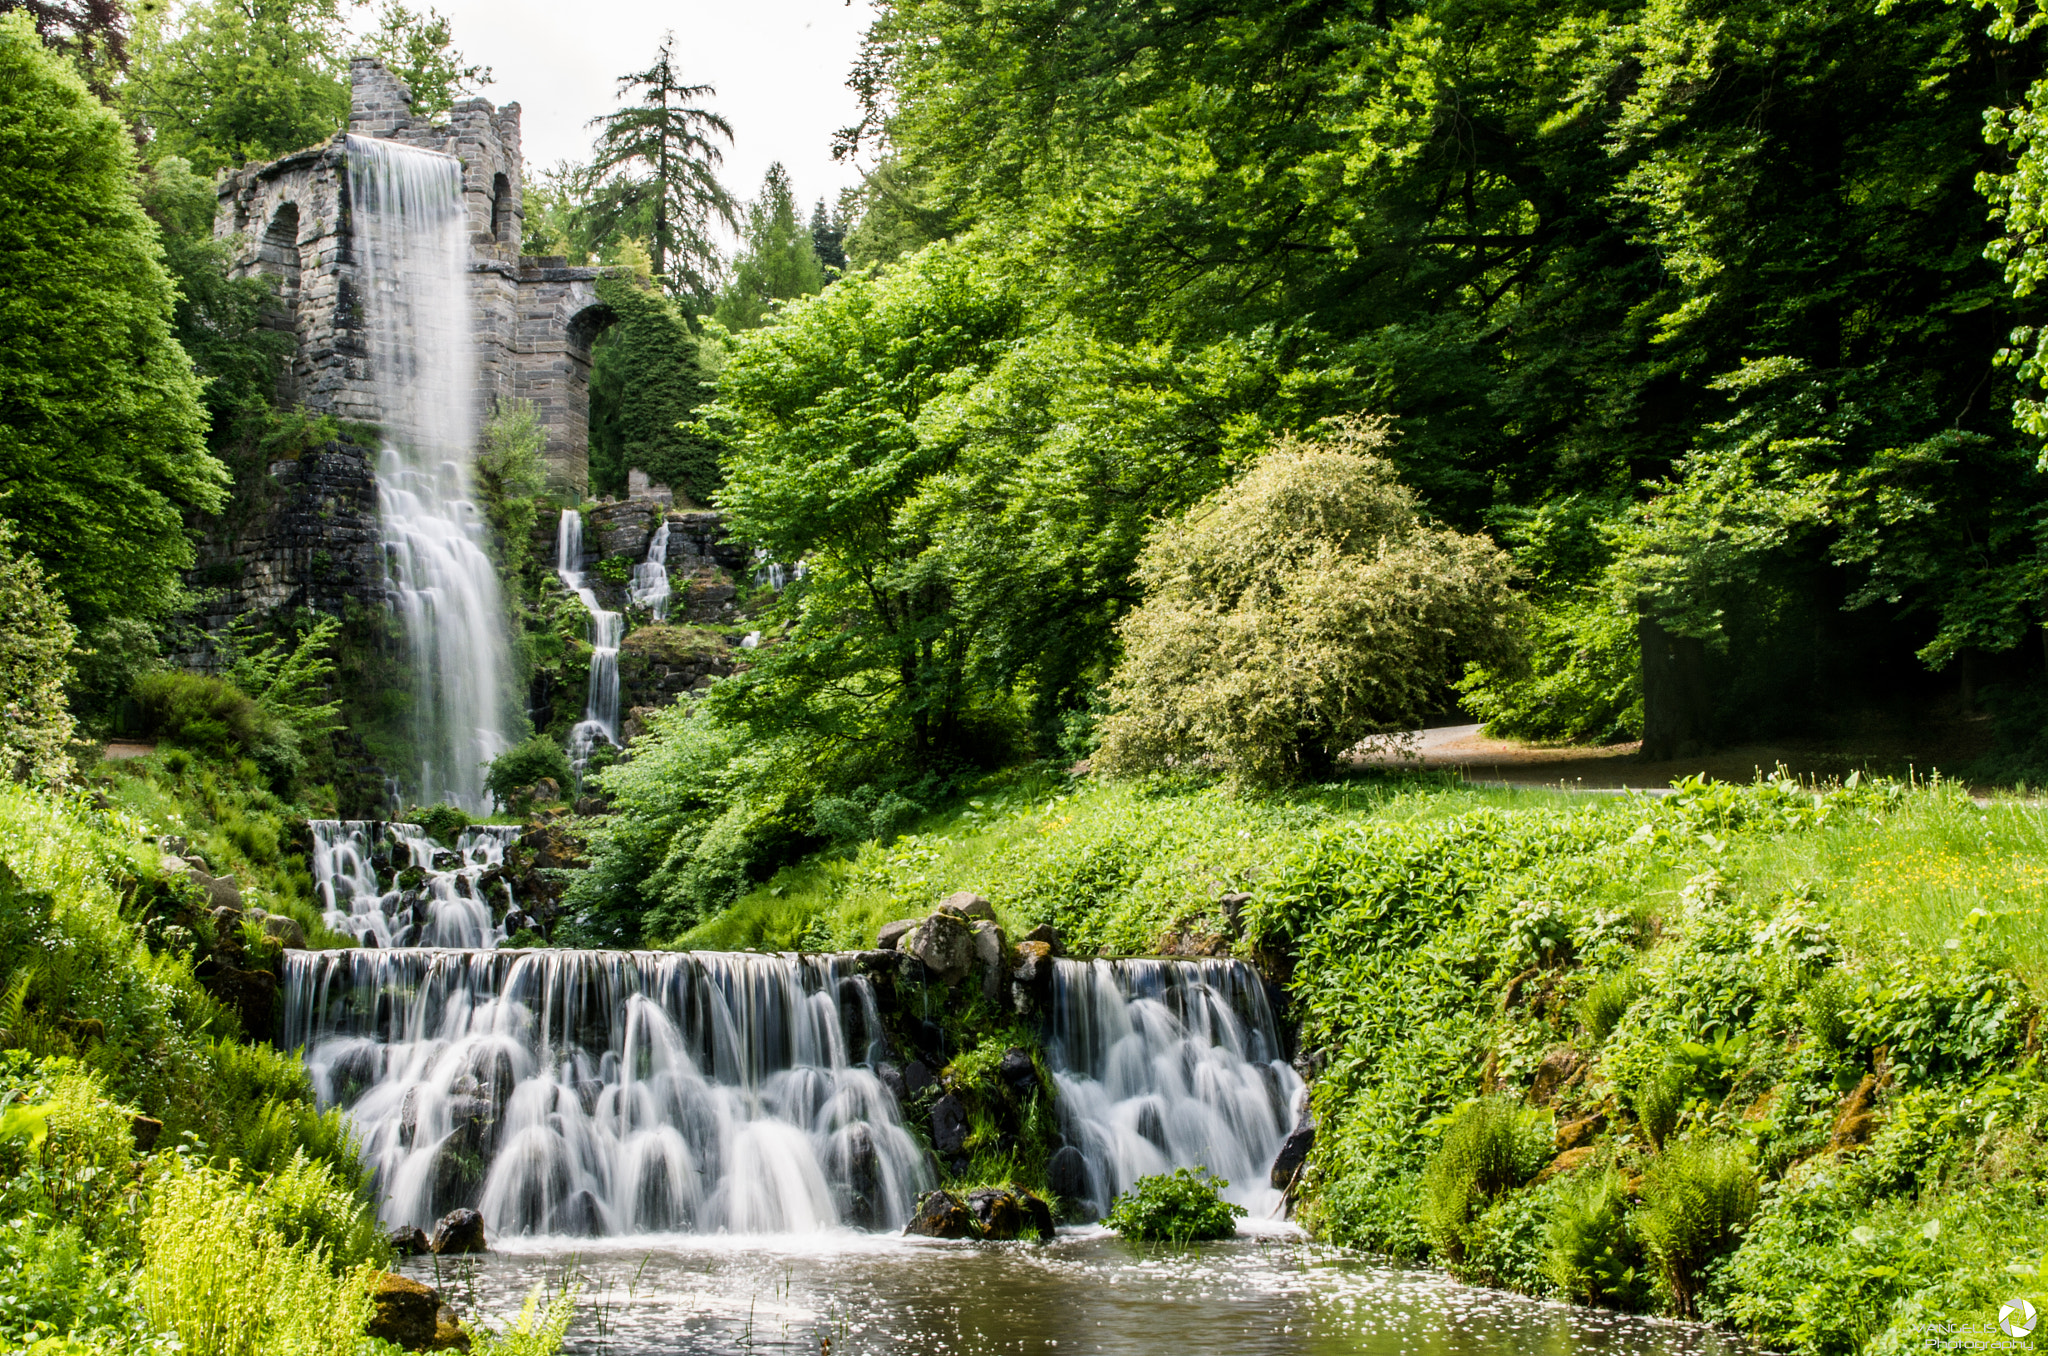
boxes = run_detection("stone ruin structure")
[188,59,625,634]
[214,58,609,491]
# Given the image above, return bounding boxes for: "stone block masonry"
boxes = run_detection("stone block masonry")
[213,58,619,495]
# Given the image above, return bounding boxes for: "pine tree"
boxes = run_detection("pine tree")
[713,164,825,331]
[586,33,737,305]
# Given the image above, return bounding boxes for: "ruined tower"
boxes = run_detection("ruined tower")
[213,58,612,493]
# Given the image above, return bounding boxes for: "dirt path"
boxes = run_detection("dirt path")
[1357,721,2005,794]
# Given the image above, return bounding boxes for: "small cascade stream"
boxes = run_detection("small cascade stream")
[310,819,520,949]
[283,949,931,1237]
[630,521,672,620]
[348,135,516,811]
[1045,958,1304,1220]
[554,510,622,770]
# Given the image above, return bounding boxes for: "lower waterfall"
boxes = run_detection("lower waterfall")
[1045,958,1304,1220]
[284,948,932,1237]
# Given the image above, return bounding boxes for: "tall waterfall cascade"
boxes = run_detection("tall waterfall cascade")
[553,510,621,770]
[348,135,516,811]
[310,819,519,949]
[1046,958,1305,1220]
[284,948,932,1237]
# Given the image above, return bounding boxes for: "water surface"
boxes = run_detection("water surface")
[405,1230,1751,1356]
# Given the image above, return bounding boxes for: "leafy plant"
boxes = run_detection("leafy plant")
[1103,1168,1245,1243]
[465,1283,580,1356]
[1577,970,1646,1044]
[1544,1166,1651,1310]
[1418,1096,1554,1262]
[485,736,573,810]
[1636,1138,1760,1317]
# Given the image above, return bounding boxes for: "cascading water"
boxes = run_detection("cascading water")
[553,510,621,769]
[349,135,516,811]
[283,949,932,1237]
[1045,958,1305,1220]
[311,819,520,949]
[630,521,672,621]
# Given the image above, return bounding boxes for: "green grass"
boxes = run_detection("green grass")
[672,769,1581,954]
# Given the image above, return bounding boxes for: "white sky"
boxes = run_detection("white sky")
[405,0,879,225]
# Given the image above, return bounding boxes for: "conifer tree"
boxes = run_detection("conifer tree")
[713,164,825,331]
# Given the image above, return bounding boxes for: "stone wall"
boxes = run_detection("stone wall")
[212,58,615,494]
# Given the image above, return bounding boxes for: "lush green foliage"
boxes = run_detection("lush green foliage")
[1096,420,1524,785]
[0,15,225,683]
[1102,1168,1246,1244]
[711,163,825,332]
[485,735,572,811]
[0,527,77,784]
[588,276,719,502]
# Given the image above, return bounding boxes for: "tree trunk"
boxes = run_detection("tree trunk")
[1639,615,1711,763]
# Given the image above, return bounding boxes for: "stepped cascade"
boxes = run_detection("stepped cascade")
[554,509,623,770]
[310,819,520,949]
[630,521,672,620]
[349,134,517,810]
[1046,958,1304,1219]
[283,948,932,1237]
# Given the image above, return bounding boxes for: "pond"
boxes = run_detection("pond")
[403,1226,1752,1356]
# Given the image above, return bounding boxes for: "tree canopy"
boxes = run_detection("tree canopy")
[0,13,224,661]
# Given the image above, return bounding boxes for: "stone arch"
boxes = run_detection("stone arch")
[491,172,513,248]
[566,301,617,356]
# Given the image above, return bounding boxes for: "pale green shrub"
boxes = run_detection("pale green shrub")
[467,1284,579,1356]
[138,1159,374,1356]
[1543,1166,1650,1309]
[1576,970,1645,1044]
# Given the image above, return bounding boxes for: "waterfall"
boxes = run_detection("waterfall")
[1046,958,1304,1220]
[348,135,516,812]
[553,510,621,770]
[630,521,672,621]
[310,819,520,949]
[282,948,932,1237]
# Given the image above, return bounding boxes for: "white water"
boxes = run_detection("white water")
[1046,958,1304,1220]
[349,135,516,811]
[630,521,672,621]
[554,510,621,770]
[283,949,932,1237]
[310,819,520,949]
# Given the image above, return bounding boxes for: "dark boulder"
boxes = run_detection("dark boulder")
[1218,892,1252,933]
[965,1187,1024,1240]
[1021,1189,1056,1241]
[878,1063,908,1103]
[1021,922,1063,955]
[903,1060,934,1097]
[434,1304,470,1351]
[999,1046,1037,1095]
[429,1208,487,1255]
[1269,1118,1315,1191]
[929,1093,970,1156]
[389,1225,431,1256]
[904,1189,975,1239]
[366,1272,440,1349]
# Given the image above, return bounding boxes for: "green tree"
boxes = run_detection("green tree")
[124,0,352,172]
[712,164,825,331]
[810,196,849,277]
[588,276,719,502]
[361,2,489,120]
[1094,419,1524,786]
[0,14,225,694]
[0,525,77,785]
[585,33,737,304]
[0,0,125,94]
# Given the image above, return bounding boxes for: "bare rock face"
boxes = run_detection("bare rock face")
[389,1225,431,1257]
[429,1208,486,1255]
[966,1186,1024,1240]
[930,1092,971,1156]
[905,913,975,983]
[261,913,308,949]
[1269,1117,1315,1190]
[935,891,995,922]
[1021,922,1063,954]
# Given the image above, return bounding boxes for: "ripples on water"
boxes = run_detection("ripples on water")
[408,1231,1752,1356]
